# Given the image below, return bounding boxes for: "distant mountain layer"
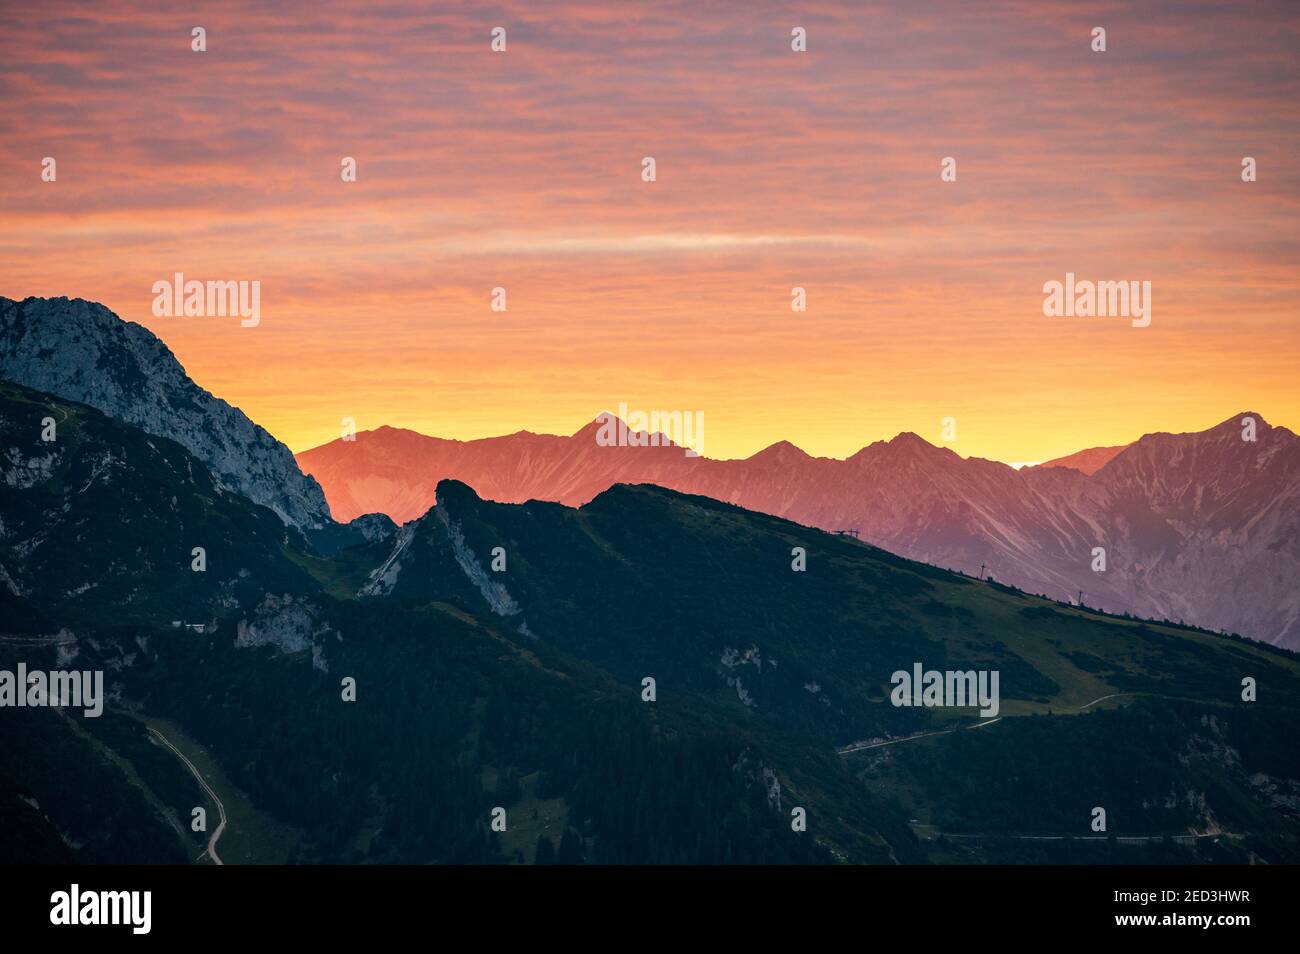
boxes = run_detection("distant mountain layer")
[1037,444,1129,475]
[299,413,1300,649]
[0,296,334,530]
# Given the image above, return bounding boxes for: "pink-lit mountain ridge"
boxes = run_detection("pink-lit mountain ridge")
[298,413,1300,650]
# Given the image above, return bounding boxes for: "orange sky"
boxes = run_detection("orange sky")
[2,0,1297,463]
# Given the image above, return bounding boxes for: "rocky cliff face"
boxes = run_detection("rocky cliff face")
[0,297,333,530]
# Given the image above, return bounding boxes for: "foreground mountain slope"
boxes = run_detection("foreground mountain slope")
[0,296,334,531]
[0,386,878,863]
[365,479,1300,737]
[0,378,318,627]
[299,413,1300,648]
[339,478,1300,858]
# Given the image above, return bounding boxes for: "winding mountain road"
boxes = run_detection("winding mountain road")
[1078,692,1132,710]
[837,717,1002,755]
[149,727,226,865]
[839,691,1140,755]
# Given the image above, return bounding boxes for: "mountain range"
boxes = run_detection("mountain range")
[299,412,1300,650]
[3,295,1298,866]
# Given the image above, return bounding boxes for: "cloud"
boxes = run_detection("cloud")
[0,0,1297,461]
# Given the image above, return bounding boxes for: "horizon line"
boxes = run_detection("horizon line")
[290,407,1290,468]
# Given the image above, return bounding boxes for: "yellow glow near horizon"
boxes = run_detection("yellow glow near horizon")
[2,2,1297,464]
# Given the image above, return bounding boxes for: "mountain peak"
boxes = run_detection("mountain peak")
[847,430,946,463]
[747,439,810,463]
[0,295,334,531]
[574,414,621,440]
[889,431,940,449]
[435,478,482,506]
[1217,411,1271,431]
[1037,443,1129,475]
[577,411,681,450]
